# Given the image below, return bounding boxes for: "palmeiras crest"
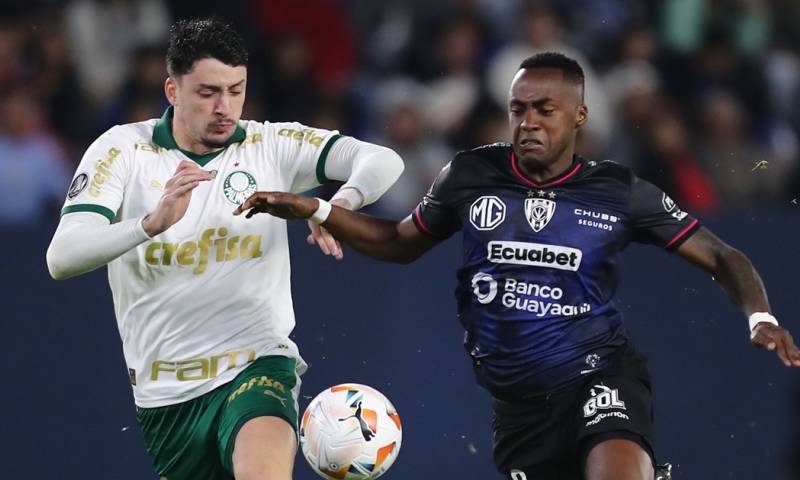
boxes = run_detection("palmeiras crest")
[524,198,556,232]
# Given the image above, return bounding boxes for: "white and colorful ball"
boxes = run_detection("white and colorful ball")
[300,384,402,479]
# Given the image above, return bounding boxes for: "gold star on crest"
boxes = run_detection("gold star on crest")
[527,190,536,198]
[537,190,546,197]
[548,191,556,199]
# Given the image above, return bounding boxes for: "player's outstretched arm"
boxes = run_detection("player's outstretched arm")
[234,192,438,264]
[677,226,800,367]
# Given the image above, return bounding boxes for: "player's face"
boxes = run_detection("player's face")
[508,68,587,171]
[167,58,247,149]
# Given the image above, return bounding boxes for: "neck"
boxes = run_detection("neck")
[171,114,222,155]
[517,146,575,184]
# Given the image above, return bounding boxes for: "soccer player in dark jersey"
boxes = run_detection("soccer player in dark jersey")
[234,52,800,479]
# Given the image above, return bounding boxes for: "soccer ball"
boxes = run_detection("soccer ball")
[300,384,402,479]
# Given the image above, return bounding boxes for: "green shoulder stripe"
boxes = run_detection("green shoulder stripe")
[316,134,343,184]
[61,204,116,222]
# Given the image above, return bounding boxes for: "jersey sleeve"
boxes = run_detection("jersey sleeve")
[412,160,462,239]
[263,121,343,193]
[628,174,700,251]
[61,126,130,223]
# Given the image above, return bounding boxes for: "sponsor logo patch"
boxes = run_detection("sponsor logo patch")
[574,208,618,231]
[144,227,263,275]
[67,173,89,199]
[471,272,498,304]
[487,241,582,271]
[662,193,677,212]
[469,196,506,231]
[277,128,325,146]
[502,277,590,317]
[88,147,122,197]
[470,273,591,317]
[151,348,256,382]
[583,384,627,418]
[662,193,688,221]
[585,410,630,427]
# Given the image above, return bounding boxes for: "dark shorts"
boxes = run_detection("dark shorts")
[136,355,300,480]
[492,345,655,479]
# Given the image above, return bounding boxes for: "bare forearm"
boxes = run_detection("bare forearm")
[322,208,425,264]
[712,247,771,316]
[235,192,437,263]
[678,227,799,366]
[678,228,771,316]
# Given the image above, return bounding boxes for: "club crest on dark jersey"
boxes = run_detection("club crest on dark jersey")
[524,198,556,232]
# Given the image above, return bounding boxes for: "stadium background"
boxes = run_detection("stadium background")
[1,0,799,478]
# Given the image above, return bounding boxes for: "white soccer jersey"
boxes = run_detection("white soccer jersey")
[62,107,345,407]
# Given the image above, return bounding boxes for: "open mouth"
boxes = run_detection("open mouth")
[520,138,544,150]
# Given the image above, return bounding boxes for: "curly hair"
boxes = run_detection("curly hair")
[166,18,248,77]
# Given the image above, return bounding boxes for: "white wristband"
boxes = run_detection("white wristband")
[749,312,778,332]
[308,198,332,224]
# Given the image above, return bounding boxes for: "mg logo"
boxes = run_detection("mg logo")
[470,196,506,231]
[510,470,527,480]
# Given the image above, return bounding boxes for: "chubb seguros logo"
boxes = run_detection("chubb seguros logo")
[471,272,498,304]
[470,196,506,231]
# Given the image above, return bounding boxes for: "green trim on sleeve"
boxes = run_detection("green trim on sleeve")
[316,134,343,184]
[61,204,116,222]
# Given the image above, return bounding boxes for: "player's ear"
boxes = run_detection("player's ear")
[576,104,588,128]
[165,76,177,106]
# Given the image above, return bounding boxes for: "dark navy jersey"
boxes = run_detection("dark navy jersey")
[412,143,700,398]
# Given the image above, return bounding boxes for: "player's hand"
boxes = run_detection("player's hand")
[750,322,800,367]
[143,160,213,236]
[233,192,317,220]
[306,198,350,261]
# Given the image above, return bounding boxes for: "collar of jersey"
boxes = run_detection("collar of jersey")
[152,106,247,167]
[510,151,584,188]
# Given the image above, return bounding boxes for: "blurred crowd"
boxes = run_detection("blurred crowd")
[2,0,800,226]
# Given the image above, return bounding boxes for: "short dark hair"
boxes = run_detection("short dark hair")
[518,52,585,95]
[166,18,248,77]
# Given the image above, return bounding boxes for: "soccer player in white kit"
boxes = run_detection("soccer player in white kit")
[46,18,404,480]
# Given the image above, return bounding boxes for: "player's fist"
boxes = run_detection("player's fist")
[750,322,800,367]
[234,192,317,220]
[143,160,213,236]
